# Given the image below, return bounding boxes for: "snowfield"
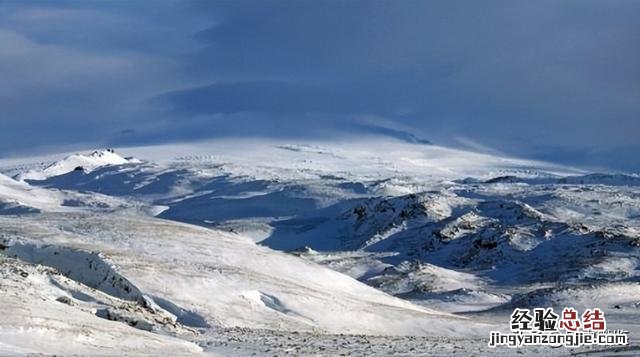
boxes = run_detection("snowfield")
[0,138,639,355]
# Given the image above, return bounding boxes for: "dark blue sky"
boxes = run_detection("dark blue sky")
[0,1,638,171]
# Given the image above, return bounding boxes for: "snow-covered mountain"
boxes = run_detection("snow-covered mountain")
[16,149,133,181]
[0,138,638,355]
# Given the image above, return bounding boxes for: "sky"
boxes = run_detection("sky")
[0,0,638,171]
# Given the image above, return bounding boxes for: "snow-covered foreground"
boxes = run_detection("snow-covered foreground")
[1,138,639,355]
[0,211,497,354]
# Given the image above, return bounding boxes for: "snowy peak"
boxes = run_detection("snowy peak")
[17,149,131,181]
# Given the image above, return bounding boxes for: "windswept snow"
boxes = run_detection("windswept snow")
[0,138,639,355]
[0,173,62,212]
[0,257,201,355]
[0,212,488,338]
[0,172,166,216]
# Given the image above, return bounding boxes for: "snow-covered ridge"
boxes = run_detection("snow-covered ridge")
[0,171,166,216]
[1,139,639,355]
[0,173,62,212]
[16,149,132,181]
[0,213,490,346]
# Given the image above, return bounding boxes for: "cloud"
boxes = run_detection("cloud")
[0,3,193,151]
[172,0,640,169]
[156,77,446,117]
[0,29,133,132]
[0,0,638,171]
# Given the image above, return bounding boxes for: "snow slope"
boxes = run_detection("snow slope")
[0,208,493,354]
[1,138,639,354]
[1,212,487,335]
[0,172,166,216]
[0,257,201,355]
[0,173,62,212]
